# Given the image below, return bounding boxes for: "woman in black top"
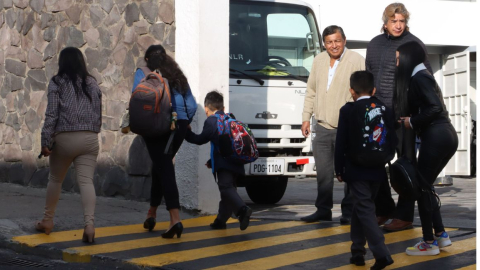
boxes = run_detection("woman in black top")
[394,41,458,256]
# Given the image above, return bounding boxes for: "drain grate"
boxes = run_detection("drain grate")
[0,258,53,268]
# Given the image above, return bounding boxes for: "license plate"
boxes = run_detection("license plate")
[250,159,284,175]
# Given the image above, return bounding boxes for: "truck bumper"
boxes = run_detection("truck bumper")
[244,156,316,177]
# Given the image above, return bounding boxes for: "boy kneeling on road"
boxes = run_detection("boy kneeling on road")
[185,91,252,230]
[334,71,395,270]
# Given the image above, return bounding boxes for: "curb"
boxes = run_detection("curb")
[0,236,147,269]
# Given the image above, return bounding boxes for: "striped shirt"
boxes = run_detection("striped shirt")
[41,75,102,147]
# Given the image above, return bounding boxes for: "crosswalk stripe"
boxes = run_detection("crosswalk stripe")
[129,225,351,267]
[456,264,476,270]
[13,216,237,247]
[204,228,457,270]
[64,221,310,256]
[328,234,473,270]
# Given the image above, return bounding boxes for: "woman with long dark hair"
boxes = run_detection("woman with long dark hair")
[36,47,102,243]
[132,44,197,238]
[394,41,458,256]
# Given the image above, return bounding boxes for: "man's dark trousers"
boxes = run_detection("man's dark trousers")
[313,124,353,218]
[350,179,390,259]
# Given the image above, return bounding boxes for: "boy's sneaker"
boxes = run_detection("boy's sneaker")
[406,240,440,256]
[349,254,365,266]
[237,206,252,231]
[210,219,227,230]
[434,231,452,248]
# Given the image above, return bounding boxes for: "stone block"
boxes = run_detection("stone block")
[40,13,54,30]
[111,135,132,167]
[23,11,35,36]
[15,9,24,33]
[32,23,48,52]
[0,105,6,123]
[85,28,99,48]
[122,50,134,78]
[102,167,129,196]
[45,0,74,12]
[5,8,15,29]
[43,39,57,61]
[10,28,21,46]
[85,48,111,73]
[25,108,41,132]
[158,0,174,24]
[5,59,26,77]
[102,64,122,88]
[112,45,127,65]
[29,167,49,187]
[45,56,58,79]
[1,74,23,98]
[96,152,115,177]
[43,25,56,42]
[134,19,148,35]
[97,27,111,48]
[127,175,146,200]
[100,0,113,14]
[137,35,155,53]
[8,163,25,185]
[131,43,139,57]
[123,27,135,45]
[110,23,123,48]
[66,26,85,48]
[103,5,120,27]
[30,0,45,14]
[28,91,44,111]
[3,125,16,144]
[3,0,13,9]
[56,12,69,27]
[102,116,120,131]
[166,25,175,45]
[80,9,92,32]
[21,151,37,184]
[140,1,157,24]
[106,99,126,118]
[100,131,116,153]
[25,69,47,91]
[65,4,82,24]
[5,113,20,131]
[13,0,28,9]
[6,92,16,112]
[27,49,44,69]
[127,136,151,176]
[61,165,76,191]
[149,23,165,41]
[90,68,102,85]
[7,45,26,62]
[0,12,4,28]
[89,5,103,28]
[4,144,22,162]
[124,3,139,27]
[20,133,32,150]
[0,162,12,183]
[0,27,11,50]
[116,0,128,14]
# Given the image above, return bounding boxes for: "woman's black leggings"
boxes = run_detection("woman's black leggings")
[143,120,189,210]
[417,122,458,241]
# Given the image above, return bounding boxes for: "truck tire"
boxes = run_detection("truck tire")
[245,176,288,204]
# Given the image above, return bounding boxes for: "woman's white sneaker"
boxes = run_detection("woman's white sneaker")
[434,231,452,248]
[406,240,440,256]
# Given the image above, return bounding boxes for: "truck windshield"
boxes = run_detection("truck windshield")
[230,1,321,81]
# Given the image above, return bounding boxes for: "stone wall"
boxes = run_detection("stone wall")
[0,0,176,202]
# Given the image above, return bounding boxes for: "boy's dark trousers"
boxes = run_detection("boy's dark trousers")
[350,179,390,259]
[216,170,246,223]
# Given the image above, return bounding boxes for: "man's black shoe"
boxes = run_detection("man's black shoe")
[237,206,252,231]
[210,218,227,230]
[349,254,365,266]
[300,211,332,223]
[340,217,351,225]
[371,255,394,270]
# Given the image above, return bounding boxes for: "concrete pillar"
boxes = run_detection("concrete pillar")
[175,0,229,213]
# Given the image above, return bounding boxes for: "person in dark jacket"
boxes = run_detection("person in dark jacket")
[185,91,252,231]
[134,45,197,239]
[395,41,457,256]
[335,71,395,270]
[365,3,431,231]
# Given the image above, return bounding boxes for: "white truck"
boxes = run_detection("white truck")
[229,0,322,204]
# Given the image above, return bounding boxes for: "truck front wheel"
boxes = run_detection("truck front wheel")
[245,176,288,204]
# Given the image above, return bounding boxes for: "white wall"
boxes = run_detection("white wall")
[175,0,230,213]
[305,0,477,47]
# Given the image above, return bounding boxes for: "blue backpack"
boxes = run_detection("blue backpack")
[214,113,259,164]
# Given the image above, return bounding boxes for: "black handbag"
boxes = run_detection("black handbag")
[389,120,421,200]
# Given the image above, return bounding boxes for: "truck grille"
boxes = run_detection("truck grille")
[248,124,281,129]
[290,138,306,143]
[256,138,281,144]
[291,125,302,129]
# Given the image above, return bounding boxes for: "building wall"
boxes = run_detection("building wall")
[0,0,176,201]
